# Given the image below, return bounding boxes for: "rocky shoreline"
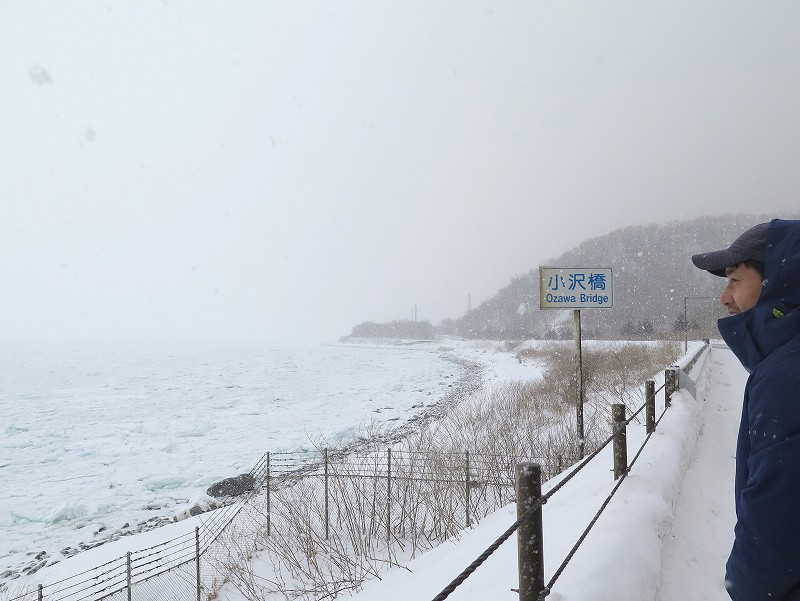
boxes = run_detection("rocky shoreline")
[1,347,484,591]
[1,514,176,587]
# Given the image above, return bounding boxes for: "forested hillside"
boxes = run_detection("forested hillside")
[437,213,798,340]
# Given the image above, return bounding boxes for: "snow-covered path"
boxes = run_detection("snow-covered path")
[657,344,743,600]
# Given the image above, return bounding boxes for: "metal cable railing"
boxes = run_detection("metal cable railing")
[430,399,651,601]
[430,342,708,601]
[538,381,669,599]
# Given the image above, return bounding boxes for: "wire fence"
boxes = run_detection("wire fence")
[2,343,703,601]
[1,447,562,601]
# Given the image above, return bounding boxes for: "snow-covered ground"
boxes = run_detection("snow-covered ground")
[344,342,742,601]
[0,343,483,582]
[3,340,744,601]
[0,340,534,588]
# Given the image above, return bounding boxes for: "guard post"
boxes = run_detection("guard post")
[516,463,545,601]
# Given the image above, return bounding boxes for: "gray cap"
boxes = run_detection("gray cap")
[691,222,769,277]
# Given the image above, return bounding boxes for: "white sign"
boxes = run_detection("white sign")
[539,267,613,309]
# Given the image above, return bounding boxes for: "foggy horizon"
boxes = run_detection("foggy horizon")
[3,2,800,347]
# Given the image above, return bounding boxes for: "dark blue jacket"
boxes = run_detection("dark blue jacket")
[719,219,800,601]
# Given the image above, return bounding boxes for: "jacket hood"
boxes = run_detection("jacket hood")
[719,219,800,371]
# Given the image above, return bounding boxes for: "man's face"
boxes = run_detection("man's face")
[721,263,763,315]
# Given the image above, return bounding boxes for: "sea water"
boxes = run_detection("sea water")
[0,342,463,581]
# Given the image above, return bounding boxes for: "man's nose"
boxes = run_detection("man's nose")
[720,285,732,306]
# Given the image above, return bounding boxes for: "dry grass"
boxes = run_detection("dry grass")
[207,340,683,600]
[0,341,676,601]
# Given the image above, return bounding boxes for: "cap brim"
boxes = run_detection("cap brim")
[691,250,743,277]
[691,222,769,277]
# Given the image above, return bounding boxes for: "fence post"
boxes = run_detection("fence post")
[516,463,545,601]
[665,368,679,408]
[127,551,132,601]
[266,452,271,536]
[38,584,43,601]
[612,404,628,480]
[465,450,471,528]
[195,526,201,601]
[383,448,392,546]
[645,380,656,434]
[324,448,330,540]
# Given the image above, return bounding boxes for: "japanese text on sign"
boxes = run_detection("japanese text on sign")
[539,267,614,309]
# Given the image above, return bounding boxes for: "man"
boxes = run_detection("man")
[692,219,800,600]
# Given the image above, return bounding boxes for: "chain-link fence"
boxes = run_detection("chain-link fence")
[3,446,563,601]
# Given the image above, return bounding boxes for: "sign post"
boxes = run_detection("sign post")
[573,308,583,457]
[540,267,613,459]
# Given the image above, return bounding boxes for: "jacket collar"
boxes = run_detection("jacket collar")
[718,307,800,373]
[718,219,800,371]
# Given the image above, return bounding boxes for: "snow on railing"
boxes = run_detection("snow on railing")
[430,342,710,601]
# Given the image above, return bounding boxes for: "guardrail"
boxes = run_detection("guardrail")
[431,341,710,601]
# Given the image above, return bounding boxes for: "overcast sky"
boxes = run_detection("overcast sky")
[2,1,800,347]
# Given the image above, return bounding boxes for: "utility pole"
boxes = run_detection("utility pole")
[684,296,718,352]
[684,296,688,353]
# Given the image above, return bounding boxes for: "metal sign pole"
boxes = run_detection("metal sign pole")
[574,309,585,459]
[539,267,612,463]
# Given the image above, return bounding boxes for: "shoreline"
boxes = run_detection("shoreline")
[2,342,491,591]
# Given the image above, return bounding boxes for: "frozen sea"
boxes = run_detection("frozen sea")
[0,341,487,582]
